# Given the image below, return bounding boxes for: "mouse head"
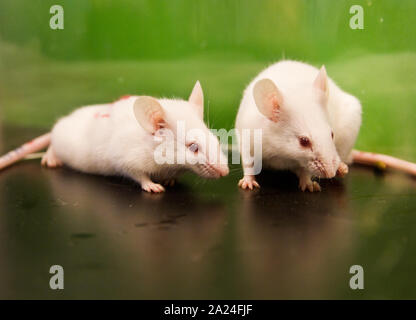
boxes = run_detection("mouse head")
[133,81,229,179]
[253,66,340,178]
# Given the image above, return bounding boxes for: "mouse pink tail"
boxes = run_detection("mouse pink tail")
[0,133,51,171]
[352,149,416,176]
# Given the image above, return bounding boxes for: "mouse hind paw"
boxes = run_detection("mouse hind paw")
[41,146,63,168]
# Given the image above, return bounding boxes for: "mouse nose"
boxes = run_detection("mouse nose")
[327,156,341,178]
[218,165,229,177]
[325,169,336,179]
[325,161,338,178]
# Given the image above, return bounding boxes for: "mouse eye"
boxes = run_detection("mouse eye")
[188,143,199,153]
[299,136,311,148]
[331,131,334,139]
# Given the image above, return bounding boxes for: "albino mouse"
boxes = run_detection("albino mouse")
[0,81,229,192]
[236,60,416,191]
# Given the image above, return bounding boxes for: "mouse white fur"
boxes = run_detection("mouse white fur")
[236,60,362,191]
[0,81,229,192]
[236,60,416,191]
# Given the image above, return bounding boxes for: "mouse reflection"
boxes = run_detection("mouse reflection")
[45,168,228,298]
[236,170,354,299]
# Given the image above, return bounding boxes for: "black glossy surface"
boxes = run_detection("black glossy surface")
[1,127,416,299]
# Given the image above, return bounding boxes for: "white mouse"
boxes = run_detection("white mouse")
[236,60,416,191]
[0,81,229,192]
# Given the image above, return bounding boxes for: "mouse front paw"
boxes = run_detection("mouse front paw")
[238,175,260,190]
[141,181,165,193]
[298,178,321,192]
[336,162,349,178]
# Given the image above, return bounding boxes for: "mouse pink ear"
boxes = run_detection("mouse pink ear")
[188,80,204,119]
[253,79,283,122]
[133,96,166,133]
[313,65,329,102]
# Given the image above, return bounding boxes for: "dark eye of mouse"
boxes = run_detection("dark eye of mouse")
[188,143,199,153]
[299,136,311,148]
[331,131,334,139]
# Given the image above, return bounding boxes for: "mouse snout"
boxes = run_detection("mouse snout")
[324,166,336,179]
[323,157,340,178]
[310,156,337,179]
[208,145,229,177]
[333,156,341,175]
[320,157,337,179]
[217,164,229,177]
[208,161,229,178]
[200,163,228,179]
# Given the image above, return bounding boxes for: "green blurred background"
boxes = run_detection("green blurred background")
[0,0,415,160]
